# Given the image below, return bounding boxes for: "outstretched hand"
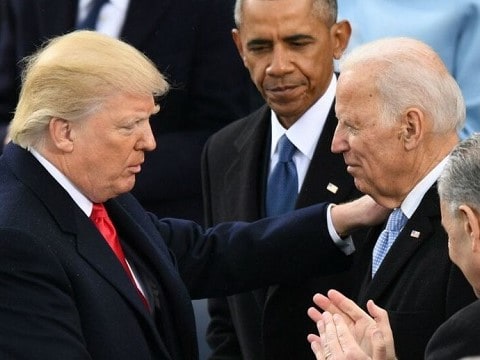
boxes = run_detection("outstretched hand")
[331,195,390,236]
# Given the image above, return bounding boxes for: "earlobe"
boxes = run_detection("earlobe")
[49,117,74,152]
[402,109,423,150]
[331,20,352,60]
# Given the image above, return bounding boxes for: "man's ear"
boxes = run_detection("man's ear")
[232,29,247,67]
[331,20,352,60]
[459,204,480,252]
[49,117,74,152]
[400,108,424,150]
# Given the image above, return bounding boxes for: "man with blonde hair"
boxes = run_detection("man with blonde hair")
[0,30,385,359]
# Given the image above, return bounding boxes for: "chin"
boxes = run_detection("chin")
[353,179,366,193]
[118,180,136,195]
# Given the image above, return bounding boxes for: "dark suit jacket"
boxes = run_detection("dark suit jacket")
[354,185,476,360]
[0,0,263,223]
[0,142,352,360]
[425,299,480,359]
[202,103,363,359]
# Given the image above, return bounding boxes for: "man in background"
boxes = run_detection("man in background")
[202,0,362,358]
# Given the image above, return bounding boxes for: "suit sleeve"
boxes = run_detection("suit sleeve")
[156,203,353,299]
[0,228,92,359]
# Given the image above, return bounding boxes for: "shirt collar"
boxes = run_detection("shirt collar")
[29,148,93,216]
[401,156,449,219]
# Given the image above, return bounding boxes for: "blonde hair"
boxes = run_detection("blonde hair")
[9,30,169,149]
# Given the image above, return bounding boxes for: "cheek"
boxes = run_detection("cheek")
[252,69,266,92]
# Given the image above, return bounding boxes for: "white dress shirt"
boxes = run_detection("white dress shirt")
[269,75,336,191]
[400,156,448,220]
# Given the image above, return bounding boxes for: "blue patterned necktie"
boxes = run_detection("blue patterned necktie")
[266,135,298,216]
[372,208,407,277]
[77,0,109,30]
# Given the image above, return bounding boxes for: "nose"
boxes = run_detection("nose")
[266,46,293,76]
[331,124,349,154]
[136,122,156,152]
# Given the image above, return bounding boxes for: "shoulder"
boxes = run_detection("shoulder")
[203,105,270,165]
[208,105,269,145]
[426,299,480,360]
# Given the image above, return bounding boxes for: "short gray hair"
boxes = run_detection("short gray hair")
[438,133,480,216]
[338,37,465,133]
[234,0,337,27]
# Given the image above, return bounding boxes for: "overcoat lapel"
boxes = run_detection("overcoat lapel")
[222,106,271,221]
[106,200,199,359]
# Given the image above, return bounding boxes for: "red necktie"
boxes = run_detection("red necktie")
[90,203,150,309]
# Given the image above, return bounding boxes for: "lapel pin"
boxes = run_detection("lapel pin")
[410,230,421,238]
[327,183,338,194]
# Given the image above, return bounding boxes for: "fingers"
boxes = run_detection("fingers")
[366,300,396,360]
[310,339,324,360]
[327,289,374,324]
[370,329,388,360]
[307,312,342,360]
[321,312,345,359]
[331,312,360,350]
[308,306,323,323]
[313,293,343,316]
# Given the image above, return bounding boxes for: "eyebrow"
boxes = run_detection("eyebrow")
[246,34,315,48]
[284,34,315,42]
[246,38,271,48]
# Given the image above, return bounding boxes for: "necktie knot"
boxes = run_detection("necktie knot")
[90,203,116,241]
[91,202,108,219]
[385,208,407,233]
[276,135,297,163]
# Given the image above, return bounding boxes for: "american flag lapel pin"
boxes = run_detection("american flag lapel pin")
[327,183,338,194]
[410,230,421,238]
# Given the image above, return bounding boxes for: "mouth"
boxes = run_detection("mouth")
[344,162,357,174]
[265,84,302,101]
[129,163,143,174]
